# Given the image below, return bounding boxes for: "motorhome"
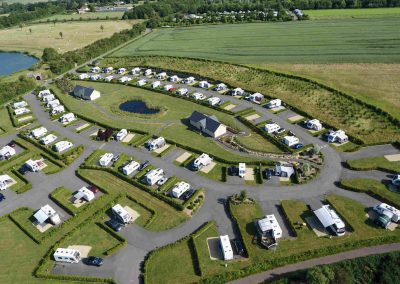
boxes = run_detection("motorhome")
[373,203,400,223]
[208,97,221,106]
[169,75,180,82]
[306,119,323,131]
[99,153,114,167]
[59,113,75,124]
[119,76,132,83]
[283,136,299,147]
[0,174,13,191]
[122,161,140,175]
[53,248,81,264]
[115,129,128,141]
[53,141,73,153]
[146,137,166,151]
[249,93,264,104]
[131,67,140,75]
[90,66,101,73]
[38,89,51,98]
[327,130,348,144]
[256,214,283,248]
[144,69,152,76]
[13,101,28,109]
[42,94,55,103]
[215,83,227,92]
[231,87,244,96]
[14,107,30,116]
[192,153,212,170]
[264,123,280,134]
[90,74,100,81]
[73,187,95,203]
[51,105,65,115]
[238,163,246,178]
[198,81,211,89]
[31,127,48,139]
[143,168,164,186]
[39,134,57,145]
[177,88,189,96]
[182,76,195,84]
[314,205,346,236]
[104,75,114,82]
[116,68,127,75]
[155,72,167,79]
[0,145,16,160]
[78,73,89,80]
[191,92,206,100]
[47,99,60,109]
[219,235,233,260]
[152,81,161,89]
[112,204,133,224]
[171,181,190,198]
[164,84,174,91]
[137,79,147,86]
[267,99,281,109]
[103,67,114,73]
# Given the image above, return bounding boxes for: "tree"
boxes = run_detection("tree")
[306,266,334,284]
[42,48,60,62]
[239,190,247,201]
[100,25,104,32]
[59,31,63,39]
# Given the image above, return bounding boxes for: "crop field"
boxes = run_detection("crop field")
[112,18,400,64]
[0,20,136,57]
[252,63,400,121]
[305,7,400,20]
[33,12,126,22]
[103,56,400,144]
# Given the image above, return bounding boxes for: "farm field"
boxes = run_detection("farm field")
[0,20,137,57]
[112,18,400,63]
[33,12,125,22]
[53,81,278,162]
[252,63,400,121]
[103,56,400,144]
[305,7,400,20]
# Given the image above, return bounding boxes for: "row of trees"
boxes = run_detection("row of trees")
[42,23,146,74]
[124,0,400,20]
[0,76,36,106]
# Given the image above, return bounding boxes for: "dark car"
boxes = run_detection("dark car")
[264,169,272,180]
[228,166,238,176]
[106,219,123,232]
[85,256,104,267]
[182,189,195,201]
[292,143,303,150]
[87,185,99,194]
[138,160,149,171]
[8,142,16,148]
[111,154,120,163]
[233,240,244,255]
[0,193,5,202]
[18,165,29,175]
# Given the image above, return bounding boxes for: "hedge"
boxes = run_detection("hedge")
[6,105,36,127]
[183,189,204,207]
[49,187,77,216]
[9,207,41,244]
[324,197,355,233]
[97,222,127,256]
[11,168,32,194]
[227,199,250,258]
[125,194,157,228]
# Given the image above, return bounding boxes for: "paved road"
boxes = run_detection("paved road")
[229,242,400,284]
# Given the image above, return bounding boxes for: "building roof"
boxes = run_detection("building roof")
[73,85,96,99]
[189,111,222,133]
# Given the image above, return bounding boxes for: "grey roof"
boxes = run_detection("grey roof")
[33,209,49,224]
[73,85,96,100]
[189,111,221,133]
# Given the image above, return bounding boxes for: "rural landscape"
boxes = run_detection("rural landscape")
[0,0,399,284]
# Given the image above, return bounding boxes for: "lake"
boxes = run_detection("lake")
[0,52,39,77]
[119,101,160,114]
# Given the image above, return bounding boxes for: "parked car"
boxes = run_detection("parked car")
[0,193,5,202]
[18,165,28,175]
[182,189,195,201]
[228,166,238,176]
[107,219,123,232]
[111,154,120,163]
[233,239,244,255]
[8,142,15,148]
[85,256,104,267]
[264,168,272,180]
[157,176,168,186]
[276,128,286,134]
[138,160,149,171]
[292,143,303,150]
[87,185,99,194]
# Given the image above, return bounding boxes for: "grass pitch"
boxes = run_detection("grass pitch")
[112,18,400,64]
[305,7,400,20]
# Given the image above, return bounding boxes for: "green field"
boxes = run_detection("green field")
[33,12,125,22]
[305,7,400,20]
[346,156,400,172]
[112,18,400,63]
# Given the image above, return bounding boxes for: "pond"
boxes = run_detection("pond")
[0,52,39,77]
[119,100,160,114]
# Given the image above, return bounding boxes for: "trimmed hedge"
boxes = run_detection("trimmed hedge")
[97,222,127,256]
[9,207,41,244]
[49,187,77,216]
[11,168,32,194]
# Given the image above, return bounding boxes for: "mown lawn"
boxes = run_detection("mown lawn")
[305,7,400,20]
[234,130,283,154]
[102,56,400,145]
[346,156,400,172]
[117,195,153,228]
[112,19,400,63]
[78,169,188,231]
[0,107,14,135]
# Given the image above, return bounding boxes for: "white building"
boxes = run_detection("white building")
[78,73,89,80]
[164,84,174,91]
[238,163,246,178]
[112,204,133,224]
[267,99,281,109]
[264,123,280,134]
[171,181,190,198]
[73,187,95,203]
[115,129,128,141]
[14,107,30,116]
[39,134,57,145]
[144,168,164,186]
[283,136,299,147]
[38,89,51,98]
[215,83,227,91]
[327,130,348,144]
[177,88,189,96]
[53,141,73,153]
[220,235,233,260]
[275,164,294,177]
[0,145,16,160]
[103,67,114,73]
[13,101,28,109]
[314,205,346,236]
[33,204,61,225]
[373,203,400,222]
[59,113,75,124]
[31,127,48,139]
[169,75,180,82]
[155,72,167,79]
[122,161,140,176]
[0,174,13,191]
[152,81,161,89]
[131,67,141,75]
[42,94,55,103]
[104,75,114,82]
[193,153,212,170]
[137,79,147,86]
[208,97,221,106]
[191,92,206,100]
[90,74,100,81]
[116,68,127,74]
[47,99,60,109]
[144,69,152,76]
[51,105,65,115]
[249,93,264,104]
[99,153,114,167]
[257,214,283,239]
[147,137,166,151]
[53,248,81,263]
[306,119,323,131]
[119,76,132,83]
[231,87,244,96]
[183,76,195,84]
[199,81,211,89]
